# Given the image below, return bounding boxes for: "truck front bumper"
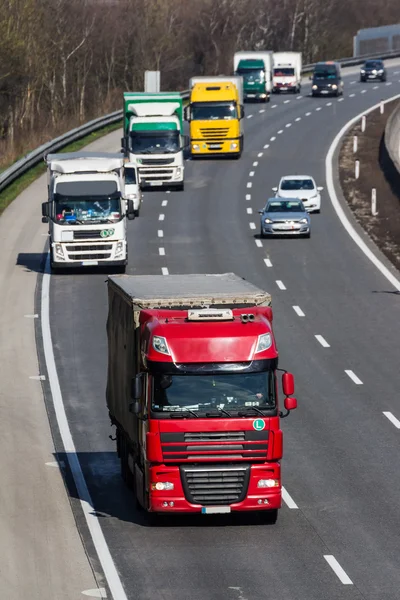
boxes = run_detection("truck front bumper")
[191,138,241,157]
[148,463,281,513]
[51,240,127,267]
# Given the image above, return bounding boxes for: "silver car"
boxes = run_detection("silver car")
[258,198,311,238]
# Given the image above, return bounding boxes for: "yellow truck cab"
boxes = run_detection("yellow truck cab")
[185,77,244,158]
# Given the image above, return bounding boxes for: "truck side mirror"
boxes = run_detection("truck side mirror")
[272,187,278,192]
[240,105,245,118]
[121,137,127,153]
[282,372,294,396]
[184,106,191,121]
[131,375,142,401]
[126,199,135,220]
[284,396,297,411]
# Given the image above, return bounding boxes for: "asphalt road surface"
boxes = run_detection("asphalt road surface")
[6,60,400,600]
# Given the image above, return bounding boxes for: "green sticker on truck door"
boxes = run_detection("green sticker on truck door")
[253,418,265,431]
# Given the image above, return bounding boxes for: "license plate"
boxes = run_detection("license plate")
[280,87,287,91]
[368,75,375,78]
[149,181,163,186]
[275,224,292,230]
[321,90,328,94]
[201,506,231,514]
[81,260,98,266]
[209,144,221,149]
[246,94,255,98]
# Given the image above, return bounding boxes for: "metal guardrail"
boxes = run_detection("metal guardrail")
[2,49,400,195]
[384,100,400,174]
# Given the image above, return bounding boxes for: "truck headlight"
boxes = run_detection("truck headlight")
[55,244,64,258]
[115,241,124,258]
[126,193,137,200]
[331,84,338,90]
[360,69,365,73]
[312,85,318,90]
[192,144,200,151]
[151,482,174,491]
[153,335,171,355]
[175,167,182,179]
[230,142,238,150]
[377,69,383,74]
[255,333,272,353]
[257,479,279,488]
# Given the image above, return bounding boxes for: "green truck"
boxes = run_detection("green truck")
[233,52,274,102]
[122,92,186,191]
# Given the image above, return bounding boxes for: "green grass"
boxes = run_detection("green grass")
[0,121,122,216]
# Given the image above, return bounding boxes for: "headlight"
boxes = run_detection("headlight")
[55,244,64,257]
[115,241,124,258]
[300,218,308,224]
[230,142,238,150]
[331,84,338,90]
[175,167,182,178]
[192,144,200,150]
[151,482,174,491]
[255,333,272,353]
[312,85,318,90]
[372,70,377,75]
[360,69,365,73]
[152,335,170,355]
[264,218,273,224]
[257,479,279,488]
[378,69,383,74]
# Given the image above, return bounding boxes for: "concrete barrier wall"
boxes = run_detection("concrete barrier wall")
[385,100,400,173]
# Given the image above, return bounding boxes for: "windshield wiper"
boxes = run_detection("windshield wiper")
[205,408,232,418]
[237,406,269,417]
[168,409,199,418]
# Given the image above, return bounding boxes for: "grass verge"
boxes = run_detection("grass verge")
[0,121,122,216]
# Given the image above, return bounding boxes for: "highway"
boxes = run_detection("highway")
[5,60,400,599]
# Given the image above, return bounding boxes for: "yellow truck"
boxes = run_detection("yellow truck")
[185,76,244,158]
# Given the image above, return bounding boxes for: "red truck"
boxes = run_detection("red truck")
[106,273,297,523]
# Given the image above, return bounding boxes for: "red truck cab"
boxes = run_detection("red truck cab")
[106,274,297,523]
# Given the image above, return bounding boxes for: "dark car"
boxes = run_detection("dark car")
[311,62,343,97]
[360,60,386,82]
[258,198,311,238]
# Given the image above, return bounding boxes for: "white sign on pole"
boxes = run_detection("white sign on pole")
[145,71,160,92]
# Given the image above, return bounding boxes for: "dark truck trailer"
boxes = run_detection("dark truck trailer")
[106,273,297,521]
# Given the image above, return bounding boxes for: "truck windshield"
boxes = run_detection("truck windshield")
[237,69,265,83]
[54,193,121,223]
[274,68,295,76]
[191,102,238,120]
[152,371,275,415]
[129,131,180,154]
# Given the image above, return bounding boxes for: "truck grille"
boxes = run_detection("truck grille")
[73,230,103,240]
[67,253,112,260]
[140,158,175,165]
[180,465,249,505]
[199,128,229,139]
[139,168,174,182]
[160,430,268,461]
[66,244,112,252]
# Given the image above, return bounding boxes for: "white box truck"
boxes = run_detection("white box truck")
[272,52,302,93]
[42,152,136,273]
[233,51,273,102]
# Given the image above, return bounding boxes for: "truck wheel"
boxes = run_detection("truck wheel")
[134,209,140,218]
[260,509,278,524]
[177,183,184,192]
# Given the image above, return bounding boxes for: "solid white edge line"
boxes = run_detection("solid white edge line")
[293,305,305,317]
[345,370,363,385]
[282,486,298,509]
[315,334,330,348]
[41,254,128,600]
[324,555,353,585]
[383,411,400,429]
[326,92,400,292]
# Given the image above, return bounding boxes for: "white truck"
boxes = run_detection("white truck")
[42,152,136,273]
[272,52,302,94]
[233,51,273,102]
[122,93,186,191]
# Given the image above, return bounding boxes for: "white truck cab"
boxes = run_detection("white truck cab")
[42,152,135,273]
[272,52,302,94]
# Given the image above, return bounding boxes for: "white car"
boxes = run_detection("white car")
[272,175,323,213]
[124,162,143,217]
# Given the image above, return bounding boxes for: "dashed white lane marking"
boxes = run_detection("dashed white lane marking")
[247,182,253,188]
[324,555,353,585]
[386,82,393,86]
[259,109,265,113]
[246,194,251,200]
[253,161,258,167]
[295,117,301,121]
[349,93,355,97]
[305,112,311,116]
[247,114,253,119]
[82,589,107,598]
[394,71,400,75]
[270,136,276,141]
[30,375,46,381]
[41,256,128,600]
[315,334,330,348]
[282,487,298,509]
[264,144,270,149]
[159,247,165,256]
[316,107,322,111]
[161,200,168,206]
[361,90,367,94]
[258,152,263,157]
[161,267,169,275]
[296,95,302,100]
[271,104,277,108]
[345,370,363,385]
[157,229,163,238]
[158,214,165,221]
[284,100,290,104]
[326,102,332,106]
[338,98,344,102]
[350,80,356,84]
[383,412,400,429]
[276,280,286,290]
[264,258,273,268]
[249,171,255,177]
[249,222,256,230]
[24,314,38,319]
[255,239,263,248]
[278,130,283,134]
[293,305,305,317]
[247,207,253,214]
[286,123,292,127]
[373,85,379,89]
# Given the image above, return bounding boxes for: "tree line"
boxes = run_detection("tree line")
[0,0,398,165]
